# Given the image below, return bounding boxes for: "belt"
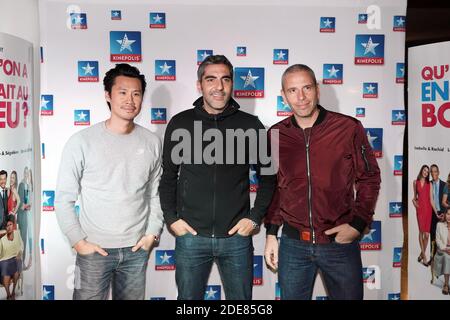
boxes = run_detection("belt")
[282,223,334,244]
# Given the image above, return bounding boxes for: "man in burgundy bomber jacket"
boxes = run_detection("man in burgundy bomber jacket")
[264,64,381,300]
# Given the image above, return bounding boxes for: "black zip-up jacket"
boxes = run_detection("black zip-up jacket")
[159,97,276,237]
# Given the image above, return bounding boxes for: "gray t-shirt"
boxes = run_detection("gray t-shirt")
[55,121,164,248]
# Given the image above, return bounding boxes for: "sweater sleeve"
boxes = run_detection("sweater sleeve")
[54,134,87,247]
[145,138,165,237]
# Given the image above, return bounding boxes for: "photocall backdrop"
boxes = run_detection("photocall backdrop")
[38,0,406,300]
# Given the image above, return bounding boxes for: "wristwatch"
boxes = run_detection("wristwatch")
[251,220,260,230]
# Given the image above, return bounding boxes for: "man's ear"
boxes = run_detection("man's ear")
[105,91,111,103]
[280,89,288,105]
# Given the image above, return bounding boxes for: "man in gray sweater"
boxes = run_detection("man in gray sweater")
[55,63,164,300]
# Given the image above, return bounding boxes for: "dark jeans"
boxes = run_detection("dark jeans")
[17,211,29,265]
[430,210,444,259]
[73,247,149,300]
[175,233,253,300]
[278,234,363,300]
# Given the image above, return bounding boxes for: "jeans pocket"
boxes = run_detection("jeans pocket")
[139,247,150,253]
[234,232,250,238]
[332,239,356,246]
[177,232,191,238]
[77,251,97,258]
[138,248,151,261]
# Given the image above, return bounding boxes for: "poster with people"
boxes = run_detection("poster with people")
[408,41,450,299]
[0,32,35,300]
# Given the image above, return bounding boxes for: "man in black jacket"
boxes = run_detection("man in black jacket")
[0,170,8,229]
[430,164,446,264]
[159,55,276,300]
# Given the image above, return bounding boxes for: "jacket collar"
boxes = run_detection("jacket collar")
[193,96,240,121]
[289,104,327,128]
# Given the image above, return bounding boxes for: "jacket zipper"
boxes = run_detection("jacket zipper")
[303,129,315,244]
[212,115,218,237]
[181,179,187,212]
[361,145,371,173]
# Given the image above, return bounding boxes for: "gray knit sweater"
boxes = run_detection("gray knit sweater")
[55,121,164,248]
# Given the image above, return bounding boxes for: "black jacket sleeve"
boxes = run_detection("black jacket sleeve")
[246,119,277,225]
[158,118,181,227]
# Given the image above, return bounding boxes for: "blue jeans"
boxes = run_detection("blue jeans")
[73,247,149,300]
[175,233,253,300]
[279,234,363,300]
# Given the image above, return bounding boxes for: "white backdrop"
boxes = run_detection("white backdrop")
[39,0,406,300]
[408,41,450,300]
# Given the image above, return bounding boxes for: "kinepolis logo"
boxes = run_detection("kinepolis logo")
[151,107,166,124]
[363,82,378,98]
[78,61,99,82]
[155,60,176,81]
[204,285,221,300]
[42,190,55,211]
[234,67,265,98]
[365,128,383,158]
[354,34,385,65]
[149,12,166,28]
[111,10,121,20]
[197,50,213,65]
[40,94,53,116]
[169,122,278,175]
[356,107,365,118]
[277,96,292,117]
[253,255,263,285]
[273,49,288,65]
[155,250,175,270]
[323,64,343,84]
[360,220,381,250]
[320,17,335,33]
[110,31,142,62]
[396,63,405,83]
[74,109,90,126]
[70,13,87,29]
[237,46,246,57]
[358,13,368,24]
[393,16,406,32]
[391,110,406,125]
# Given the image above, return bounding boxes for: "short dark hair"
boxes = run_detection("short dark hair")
[6,214,15,224]
[430,164,439,172]
[197,55,233,81]
[281,64,317,90]
[103,63,147,110]
[0,170,7,178]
